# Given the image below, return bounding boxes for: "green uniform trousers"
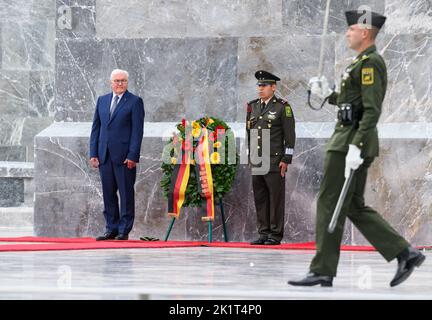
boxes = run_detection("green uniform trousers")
[252,173,285,242]
[309,151,409,277]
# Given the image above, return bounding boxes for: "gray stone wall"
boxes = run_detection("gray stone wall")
[0,0,55,161]
[2,0,431,157]
[50,0,432,124]
[1,0,431,243]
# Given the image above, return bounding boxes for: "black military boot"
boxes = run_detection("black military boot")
[288,272,333,287]
[390,246,426,287]
[250,236,268,245]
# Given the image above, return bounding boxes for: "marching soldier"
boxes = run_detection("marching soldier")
[246,70,296,245]
[288,10,425,287]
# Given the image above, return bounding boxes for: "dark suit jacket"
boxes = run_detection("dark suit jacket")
[89,90,145,164]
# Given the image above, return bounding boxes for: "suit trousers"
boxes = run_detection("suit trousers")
[99,149,136,235]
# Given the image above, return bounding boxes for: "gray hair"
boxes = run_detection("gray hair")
[110,69,129,80]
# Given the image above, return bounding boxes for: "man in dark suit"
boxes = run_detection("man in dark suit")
[89,69,145,241]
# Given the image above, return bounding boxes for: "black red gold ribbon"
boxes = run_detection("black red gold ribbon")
[167,125,215,221]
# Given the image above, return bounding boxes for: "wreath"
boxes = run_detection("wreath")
[161,116,239,208]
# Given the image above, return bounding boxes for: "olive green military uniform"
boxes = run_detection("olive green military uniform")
[309,45,409,276]
[246,95,296,241]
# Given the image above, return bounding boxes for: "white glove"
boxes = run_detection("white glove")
[308,76,332,99]
[345,144,363,178]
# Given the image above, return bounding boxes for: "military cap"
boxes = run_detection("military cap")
[255,70,280,85]
[345,10,386,29]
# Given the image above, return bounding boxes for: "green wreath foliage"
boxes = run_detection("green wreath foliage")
[161,116,239,207]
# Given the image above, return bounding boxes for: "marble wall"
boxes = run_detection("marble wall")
[34,123,252,241]
[0,0,55,161]
[0,161,34,207]
[34,122,432,245]
[2,1,430,158]
[49,0,432,125]
[1,0,429,243]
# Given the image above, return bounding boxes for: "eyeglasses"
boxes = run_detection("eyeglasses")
[112,80,128,84]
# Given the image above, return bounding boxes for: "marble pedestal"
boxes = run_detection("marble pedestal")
[34,122,432,245]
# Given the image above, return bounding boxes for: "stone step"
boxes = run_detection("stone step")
[0,226,34,238]
[0,207,34,237]
[0,162,34,207]
[0,161,34,178]
[0,207,33,227]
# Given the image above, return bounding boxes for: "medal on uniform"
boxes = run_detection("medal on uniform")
[268,123,272,129]
[342,65,351,80]
[342,71,350,80]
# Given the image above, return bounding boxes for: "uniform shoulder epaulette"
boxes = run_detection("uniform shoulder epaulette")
[360,53,385,69]
[360,54,370,61]
[276,97,290,106]
[246,99,258,113]
[352,54,370,65]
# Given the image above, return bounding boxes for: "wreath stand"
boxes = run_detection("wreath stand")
[164,197,228,243]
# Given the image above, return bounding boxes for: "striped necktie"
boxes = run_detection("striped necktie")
[110,95,119,118]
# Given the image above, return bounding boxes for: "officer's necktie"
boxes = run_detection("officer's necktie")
[261,101,266,111]
[110,95,119,118]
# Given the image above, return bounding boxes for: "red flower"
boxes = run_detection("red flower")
[216,126,225,139]
[209,131,217,142]
[182,140,192,151]
[181,118,186,128]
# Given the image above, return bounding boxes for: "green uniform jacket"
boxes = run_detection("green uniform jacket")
[246,95,296,171]
[327,45,387,158]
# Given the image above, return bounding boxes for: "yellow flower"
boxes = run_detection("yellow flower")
[192,127,201,138]
[171,157,177,165]
[192,121,201,129]
[213,141,222,148]
[207,118,215,125]
[210,152,221,164]
[190,121,201,137]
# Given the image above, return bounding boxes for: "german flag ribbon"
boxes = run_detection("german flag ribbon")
[167,135,192,219]
[195,127,215,222]
[167,126,215,221]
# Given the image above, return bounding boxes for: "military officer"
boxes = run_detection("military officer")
[288,10,425,287]
[246,70,296,245]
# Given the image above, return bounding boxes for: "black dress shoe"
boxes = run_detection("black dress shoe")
[264,238,280,245]
[288,272,333,287]
[115,234,129,240]
[250,237,267,245]
[390,246,426,287]
[96,232,117,241]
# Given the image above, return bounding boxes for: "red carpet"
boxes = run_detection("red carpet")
[0,236,98,243]
[0,238,202,252]
[0,237,430,252]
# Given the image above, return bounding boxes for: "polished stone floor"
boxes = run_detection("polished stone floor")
[0,246,430,300]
